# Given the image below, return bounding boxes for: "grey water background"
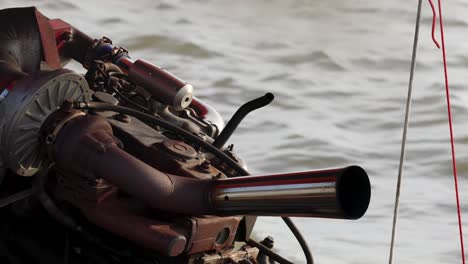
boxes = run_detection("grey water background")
[3,0,468,263]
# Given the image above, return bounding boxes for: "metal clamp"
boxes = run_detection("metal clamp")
[45,111,86,145]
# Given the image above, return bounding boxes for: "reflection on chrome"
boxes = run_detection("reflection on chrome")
[211,166,370,220]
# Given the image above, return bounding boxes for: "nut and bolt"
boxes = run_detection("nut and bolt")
[260,236,274,249]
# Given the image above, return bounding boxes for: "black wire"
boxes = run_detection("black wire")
[74,101,313,263]
[108,80,150,112]
[282,217,314,264]
[246,239,293,264]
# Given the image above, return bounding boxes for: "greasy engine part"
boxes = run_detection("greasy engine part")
[74,101,251,177]
[84,55,220,138]
[67,32,194,111]
[0,7,373,264]
[127,59,194,111]
[48,112,370,218]
[191,96,225,133]
[48,114,223,216]
[0,69,91,176]
[50,20,224,137]
[41,111,241,256]
[0,6,50,182]
[43,110,370,258]
[47,12,223,131]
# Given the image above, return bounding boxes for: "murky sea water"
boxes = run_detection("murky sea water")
[3,0,468,263]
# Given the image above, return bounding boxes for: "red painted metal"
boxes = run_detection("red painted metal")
[35,10,60,69]
[48,18,72,39]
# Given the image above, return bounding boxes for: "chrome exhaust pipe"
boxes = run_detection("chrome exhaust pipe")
[211,166,371,219]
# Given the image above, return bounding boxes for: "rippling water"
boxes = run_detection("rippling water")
[2,0,468,263]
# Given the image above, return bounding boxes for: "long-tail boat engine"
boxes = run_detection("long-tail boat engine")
[0,7,371,264]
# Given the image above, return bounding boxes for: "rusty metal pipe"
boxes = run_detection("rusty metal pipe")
[51,114,370,219]
[51,115,212,216]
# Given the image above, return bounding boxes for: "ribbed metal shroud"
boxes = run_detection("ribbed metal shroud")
[0,69,91,176]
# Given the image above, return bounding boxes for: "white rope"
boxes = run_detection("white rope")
[388,0,423,263]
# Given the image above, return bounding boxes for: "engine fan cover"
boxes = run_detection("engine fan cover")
[0,69,91,176]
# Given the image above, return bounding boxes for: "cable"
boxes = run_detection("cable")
[388,0,422,263]
[246,239,293,264]
[436,0,466,262]
[282,217,314,264]
[213,93,274,148]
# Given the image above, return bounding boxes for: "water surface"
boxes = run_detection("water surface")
[2,1,468,263]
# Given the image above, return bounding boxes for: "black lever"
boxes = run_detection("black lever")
[212,93,274,149]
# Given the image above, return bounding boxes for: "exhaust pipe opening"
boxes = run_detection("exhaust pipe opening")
[337,166,371,219]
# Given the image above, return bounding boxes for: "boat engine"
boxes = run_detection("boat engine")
[0,7,371,264]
